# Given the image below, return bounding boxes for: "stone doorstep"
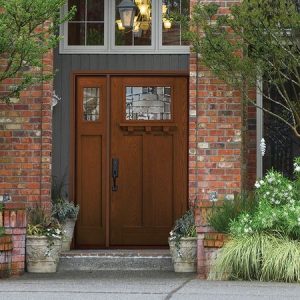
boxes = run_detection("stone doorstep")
[58,249,173,272]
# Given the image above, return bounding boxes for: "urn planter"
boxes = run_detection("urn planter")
[61,218,76,252]
[26,235,62,273]
[168,237,197,272]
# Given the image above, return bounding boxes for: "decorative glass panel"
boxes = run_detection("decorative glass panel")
[162,0,189,46]
[68,0,105,46]
[126,87,171,120]
[83,88,100,121]
[115,0,152,46]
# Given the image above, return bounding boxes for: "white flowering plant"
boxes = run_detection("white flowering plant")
[231,158,300,239]
[27,205,63,243]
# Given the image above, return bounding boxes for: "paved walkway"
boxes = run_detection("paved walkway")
[0,271,300,300]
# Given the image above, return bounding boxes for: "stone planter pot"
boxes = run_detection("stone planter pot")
[26,235,62,273]
[61,218,76,252]
[168,237,197,272]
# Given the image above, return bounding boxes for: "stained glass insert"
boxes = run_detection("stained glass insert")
[126,87,171,120]
[83,88,100,121]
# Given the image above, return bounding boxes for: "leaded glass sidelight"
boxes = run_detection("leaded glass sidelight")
[83,88,100,121]
[126,86,171,120]
[162,0,189,46]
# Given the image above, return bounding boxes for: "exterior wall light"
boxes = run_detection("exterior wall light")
[118,0,137,28]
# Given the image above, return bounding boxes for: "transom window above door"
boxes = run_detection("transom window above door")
[60,0,190,54]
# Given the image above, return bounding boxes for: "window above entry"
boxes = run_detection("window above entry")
[60,0,190,54]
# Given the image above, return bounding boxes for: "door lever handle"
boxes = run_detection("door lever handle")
[112,158,119,192]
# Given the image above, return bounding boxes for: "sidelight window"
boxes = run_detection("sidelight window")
[83,88,100,121]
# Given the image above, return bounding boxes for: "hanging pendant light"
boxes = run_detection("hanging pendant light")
[163,18,172,29]
[117,0,137,28]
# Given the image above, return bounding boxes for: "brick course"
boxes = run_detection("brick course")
[0,23,53,274]
[188,0,255,277]
[0,50,53,207]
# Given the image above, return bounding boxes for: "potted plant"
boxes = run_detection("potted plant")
[52,198,79,251]
[169,208,197,272]
[26,206,63,273]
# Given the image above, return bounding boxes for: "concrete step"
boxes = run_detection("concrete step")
[58,249,173,272]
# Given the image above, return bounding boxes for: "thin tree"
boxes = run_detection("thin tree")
[0,0,74,102]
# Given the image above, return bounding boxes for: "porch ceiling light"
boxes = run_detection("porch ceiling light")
[117,0,137,28]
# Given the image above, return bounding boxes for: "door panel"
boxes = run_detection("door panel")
[75,75,187,248]
[75,76,107,247]
[110,77,188,246]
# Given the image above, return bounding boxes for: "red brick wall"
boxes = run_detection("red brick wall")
[0,50,53,207]
[0,33,53,275]
[188,0,256,277]
[2,203,27,275]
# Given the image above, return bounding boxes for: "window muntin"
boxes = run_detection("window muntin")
[61,0,190,53]
[68,0,105,46]
[126,86,171,120]
[162,0,189,46]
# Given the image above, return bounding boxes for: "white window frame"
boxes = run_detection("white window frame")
[59,0,190,54]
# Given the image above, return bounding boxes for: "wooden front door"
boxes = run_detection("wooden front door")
[75,75,187,248]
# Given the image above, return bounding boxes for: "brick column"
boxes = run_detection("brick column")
[0,24,53,275]
[0,48,53,206]
[2,203,27,275]
[189,0,245,277]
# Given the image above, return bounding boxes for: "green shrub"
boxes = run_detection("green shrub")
[209,233,300,282]
[230,168,300,239]
[208,193,257,233]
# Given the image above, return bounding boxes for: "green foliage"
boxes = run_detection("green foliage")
[0,0,75,102]
[51,176,79,223]
[169,208,197,254]
[208,193,258,233]
[52,198,79,223]
[27,205,62,239]
[185,0,300,136]
[210,233,300,282]
[230,166,300,239]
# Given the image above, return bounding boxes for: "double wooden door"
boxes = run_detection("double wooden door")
[75,75,187,248]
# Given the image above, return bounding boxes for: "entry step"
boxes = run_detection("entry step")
[58,249,173,272]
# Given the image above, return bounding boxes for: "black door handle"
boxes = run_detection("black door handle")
[112,158,119,191]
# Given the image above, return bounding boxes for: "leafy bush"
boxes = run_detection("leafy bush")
[209,233,300,282]
[208,193,257,233]
[230,168,300,239]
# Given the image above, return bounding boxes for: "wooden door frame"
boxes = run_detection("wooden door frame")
[70,70,189,248]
